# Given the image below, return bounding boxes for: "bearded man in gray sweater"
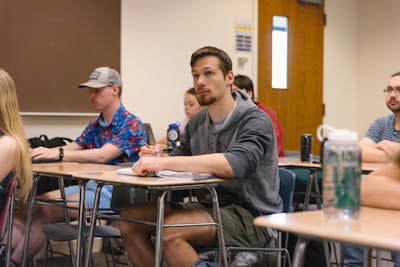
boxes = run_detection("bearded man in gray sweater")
[119,46,282,267]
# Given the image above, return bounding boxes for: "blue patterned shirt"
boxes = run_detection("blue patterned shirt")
[75,105,147,165]
[366,114,400,143]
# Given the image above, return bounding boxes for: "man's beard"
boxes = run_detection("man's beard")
[386,102,400,113]
[197,95,216,106]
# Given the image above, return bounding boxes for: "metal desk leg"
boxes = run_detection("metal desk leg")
[155,191,168,267]
[59,177,76,267]
[209,186,228,267]
[323,241,332,267]
[312,172,322,209]
[22,175,40,267]
[303,171,313,210]
[304,169,321,210]
[76,180,88,267]
[84,183,104,267]
[376,250,382,267]
[363,248,372,267]
[292,237,309,267]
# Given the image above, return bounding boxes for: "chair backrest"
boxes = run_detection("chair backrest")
[0,178,17,238]
[144,123,156,146]
[278,168,296,213]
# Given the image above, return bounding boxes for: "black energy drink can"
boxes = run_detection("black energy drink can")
[300,134,313,162]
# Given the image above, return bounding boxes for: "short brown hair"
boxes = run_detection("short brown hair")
[392,72,400,78]
[190,46,232,76]
[234,75,254,99]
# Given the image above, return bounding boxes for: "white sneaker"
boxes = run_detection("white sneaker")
[198,249,218,262]
[230,252,258,267]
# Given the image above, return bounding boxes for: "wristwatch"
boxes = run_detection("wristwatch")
[59,147,64,162]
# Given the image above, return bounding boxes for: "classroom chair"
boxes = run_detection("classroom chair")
[225,167,296,267]
[0,178,18,267]
[40,180,137,267]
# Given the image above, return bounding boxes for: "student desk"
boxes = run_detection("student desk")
[278,157,383,173]
[278,157,384,209]
[254,207,400,267]
[72,170,228,267]
[23,162,120,267]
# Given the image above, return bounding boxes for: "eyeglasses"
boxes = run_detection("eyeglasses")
[383,87,400,95]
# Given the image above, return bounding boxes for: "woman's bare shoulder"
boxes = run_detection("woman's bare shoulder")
[0,134,17,152]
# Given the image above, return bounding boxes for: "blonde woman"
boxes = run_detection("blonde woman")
[0,68,32,267]
[0,68,32,204]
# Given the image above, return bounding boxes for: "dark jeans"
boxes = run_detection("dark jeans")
[342,244,400,267]
[342,245,363,267]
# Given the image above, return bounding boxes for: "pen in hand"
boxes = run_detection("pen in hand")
[141,141,161,157]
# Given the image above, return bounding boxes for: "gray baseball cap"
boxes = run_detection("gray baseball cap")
[78,66,122,88]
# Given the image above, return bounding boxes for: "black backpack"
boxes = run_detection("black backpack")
[29,134,76,195]
[28,134,73,148]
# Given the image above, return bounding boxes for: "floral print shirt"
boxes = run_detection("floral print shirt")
[75,105,147,165]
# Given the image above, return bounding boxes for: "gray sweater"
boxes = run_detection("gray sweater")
[172,90,282,215]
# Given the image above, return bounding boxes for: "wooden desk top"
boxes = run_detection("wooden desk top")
[73,170,226,187]
[278,157,320,168]
[278,157,383,173]
[32,163,120,176]
[254,207,400,252]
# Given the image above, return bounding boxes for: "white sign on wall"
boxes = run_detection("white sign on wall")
[235,23,252,52]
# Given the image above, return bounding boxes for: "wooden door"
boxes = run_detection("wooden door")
[258,0,324,155]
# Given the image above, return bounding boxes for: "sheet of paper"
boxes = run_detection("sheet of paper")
[116,168,215,180]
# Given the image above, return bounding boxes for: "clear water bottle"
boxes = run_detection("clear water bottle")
[321,128,361,221]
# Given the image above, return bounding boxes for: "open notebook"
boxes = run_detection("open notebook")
[117,168,215,180]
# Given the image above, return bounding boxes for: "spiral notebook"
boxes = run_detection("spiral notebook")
[117,168,215,180]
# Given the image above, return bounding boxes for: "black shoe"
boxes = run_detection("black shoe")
[0,244,7,266]
[0,244,19,267]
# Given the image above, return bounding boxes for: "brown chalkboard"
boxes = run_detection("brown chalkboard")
[0,0,120,113]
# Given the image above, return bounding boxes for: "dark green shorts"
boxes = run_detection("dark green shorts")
[170,202,275,247]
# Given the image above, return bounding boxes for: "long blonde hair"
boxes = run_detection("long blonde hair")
[0,68,32,199]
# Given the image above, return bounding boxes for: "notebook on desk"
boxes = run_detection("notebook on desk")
[117,168,215,180]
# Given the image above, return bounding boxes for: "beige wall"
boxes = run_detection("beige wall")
[22,0,398,143]
[120,0,257,139]
[323,0,359,132]
[357,0,400,135]
[324,0,400,138]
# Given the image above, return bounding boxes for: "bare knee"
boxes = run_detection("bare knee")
[119,204,157,236]
[34,205,64,224]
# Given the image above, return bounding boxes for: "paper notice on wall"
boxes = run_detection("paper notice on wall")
[235,23,252,53]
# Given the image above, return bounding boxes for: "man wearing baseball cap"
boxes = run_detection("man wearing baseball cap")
[79,66,123,89]
[6,67,147,266]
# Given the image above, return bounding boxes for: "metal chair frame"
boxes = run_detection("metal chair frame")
[225,167,296,267]
[0,178,18,267]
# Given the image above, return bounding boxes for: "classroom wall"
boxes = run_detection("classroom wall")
[357,0,400,135]
[322,0,359,132]
[323,0,400,137]
[120,0,257,140]
[22,0,398,143]
[22,0,257,140]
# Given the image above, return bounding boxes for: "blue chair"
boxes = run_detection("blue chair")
[279,168,296,213]
[225,167,296,267]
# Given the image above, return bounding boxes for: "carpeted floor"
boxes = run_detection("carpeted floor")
[34,252,131,267]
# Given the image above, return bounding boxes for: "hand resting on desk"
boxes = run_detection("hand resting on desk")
[30,147,60,162]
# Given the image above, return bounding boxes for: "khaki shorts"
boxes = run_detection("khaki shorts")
[170,202,275,248]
